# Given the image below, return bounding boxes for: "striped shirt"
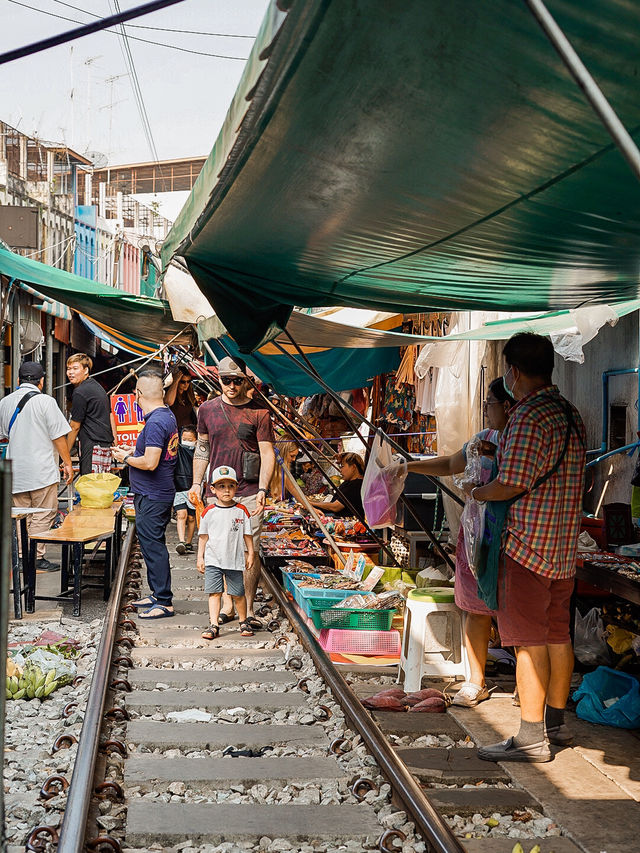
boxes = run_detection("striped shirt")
[496,385,586,579]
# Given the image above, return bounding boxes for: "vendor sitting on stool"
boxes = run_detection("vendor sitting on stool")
[309,452,365,520]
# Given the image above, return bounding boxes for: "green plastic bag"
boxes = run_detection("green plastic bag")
[75,473,121,508]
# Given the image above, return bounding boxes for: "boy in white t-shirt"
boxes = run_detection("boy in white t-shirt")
[197,465,255,639]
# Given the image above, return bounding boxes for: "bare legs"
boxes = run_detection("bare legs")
[464,613,493,686]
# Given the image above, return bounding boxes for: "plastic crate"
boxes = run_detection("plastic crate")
[283,571,320,595]
[318,628,401,656]
[308,601,396,631]
[294,586,355,618]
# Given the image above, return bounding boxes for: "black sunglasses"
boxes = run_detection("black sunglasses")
[220,376,244,386]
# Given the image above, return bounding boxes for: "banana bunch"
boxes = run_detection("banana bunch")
[6,665,59,701]
[511,844,541,853]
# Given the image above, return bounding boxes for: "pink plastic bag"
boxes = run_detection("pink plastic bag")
[362,431,407,528]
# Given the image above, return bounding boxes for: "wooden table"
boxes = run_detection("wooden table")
[27,502,123,617]
[576,558,640,607]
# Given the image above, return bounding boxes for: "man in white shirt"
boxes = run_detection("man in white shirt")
[0,361,73,571]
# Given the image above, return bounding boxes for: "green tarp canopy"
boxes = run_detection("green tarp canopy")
[163,0,640,353]
[0,247,189,345]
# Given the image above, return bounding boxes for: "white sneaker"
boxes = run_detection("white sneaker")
[451,681,490,707]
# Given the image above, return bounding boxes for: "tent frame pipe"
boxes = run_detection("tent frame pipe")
[272,414,399,566]
[276,335,456,571]
[524,0,640,183]
[209,338,399,564]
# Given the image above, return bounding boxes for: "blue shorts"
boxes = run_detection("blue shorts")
[204,566,245,596]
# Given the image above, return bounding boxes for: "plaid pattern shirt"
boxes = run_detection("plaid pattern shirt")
[496,385,586,579]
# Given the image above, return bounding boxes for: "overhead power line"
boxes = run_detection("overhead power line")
[0,0,188,65]
[6,0,249,60]
[108,0,162,172]
[51,1,255,38]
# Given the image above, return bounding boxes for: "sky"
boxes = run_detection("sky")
[0,0,270,216]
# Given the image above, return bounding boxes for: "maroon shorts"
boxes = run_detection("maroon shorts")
[453,527,494,616]
[495,554,574,647]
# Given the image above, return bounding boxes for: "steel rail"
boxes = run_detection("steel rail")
[56,522,135,852]
[261,568,465,853]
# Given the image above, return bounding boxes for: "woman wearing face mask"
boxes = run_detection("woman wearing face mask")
[407,378,514,707]
[173,425,198,554]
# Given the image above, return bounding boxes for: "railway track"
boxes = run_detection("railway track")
[24,527,585,853]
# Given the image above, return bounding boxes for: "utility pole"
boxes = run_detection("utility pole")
[101,74,128,160]
[84,56,102,146]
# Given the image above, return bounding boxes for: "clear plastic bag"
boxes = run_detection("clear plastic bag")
[453,435,482,491]
[361,431,407,528]
[460,498,486,577]
[574,607,610,666]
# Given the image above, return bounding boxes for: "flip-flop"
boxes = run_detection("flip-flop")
[131,596,156,609]
[217,612,235,625]
[244,616,262,631]
[138,604,175,620]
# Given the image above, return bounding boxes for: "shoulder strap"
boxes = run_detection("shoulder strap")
[8,391,39,435]
[218,398,251,451]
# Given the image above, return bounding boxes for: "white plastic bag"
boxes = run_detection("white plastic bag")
[361,431,407,528]
[574,607,610,666]
[460,498,486,576]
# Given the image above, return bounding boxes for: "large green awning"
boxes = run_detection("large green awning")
[162,0,640,352]
[0,247,190,345]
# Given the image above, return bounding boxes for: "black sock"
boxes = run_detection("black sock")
[545,704,565,730]
[513,719,544,747]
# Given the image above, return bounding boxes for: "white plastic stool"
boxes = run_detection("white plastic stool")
[398,587,470,692]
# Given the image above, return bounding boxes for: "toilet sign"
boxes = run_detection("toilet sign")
[110,394,144,447]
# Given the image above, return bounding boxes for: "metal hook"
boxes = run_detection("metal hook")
[314,704,333,721]
[51,734,77,753]
[25,825,59,851]
[104,706,129,721]
[351,777,377,801]
[61,702,78,718]
[100,739,127,757]
[86,836,122,852]
[109,679,132,692]
[113,656,133,668]
[94,781,124,801]
[39,774,69,800]
[329,737,351,755]
[377,829,406,853]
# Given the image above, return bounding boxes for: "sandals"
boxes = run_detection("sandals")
[218,611,235,625]
[201,624,220,640]
[239,620,255,637]
[244,616,262,631]
[138,604,174,620]
[131,595,156,609]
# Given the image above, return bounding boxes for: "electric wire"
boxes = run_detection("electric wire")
[51,1,255,38]
[7,0,249,59]
[108,0,161,177]
[0,0,188,65]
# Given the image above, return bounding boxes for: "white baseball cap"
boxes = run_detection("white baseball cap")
[210,465,238,485]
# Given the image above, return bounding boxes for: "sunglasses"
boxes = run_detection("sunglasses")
[220,376,244,387]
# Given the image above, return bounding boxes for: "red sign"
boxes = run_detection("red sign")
[110,393,144,448]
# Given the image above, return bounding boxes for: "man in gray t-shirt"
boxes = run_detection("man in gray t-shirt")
[0,361,73,571]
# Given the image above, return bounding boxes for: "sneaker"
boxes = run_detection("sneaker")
[545,723,574,746]
[451,681,490,707]
[175,542,187,555]
[478,736,551,763]
[512,687,520,706]
[36,558,60,573]
[185,543,194,553]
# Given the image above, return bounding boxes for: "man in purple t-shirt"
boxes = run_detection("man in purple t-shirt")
[190,357,275,624]
[112,372,178,619]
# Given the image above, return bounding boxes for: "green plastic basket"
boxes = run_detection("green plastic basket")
[308,601,395,631]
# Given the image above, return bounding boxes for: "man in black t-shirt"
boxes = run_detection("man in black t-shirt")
[66,353,116,475]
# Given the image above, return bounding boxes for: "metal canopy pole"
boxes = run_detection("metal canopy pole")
[274,336,457,571]
[524,0,640,183]
[208,338,399,564]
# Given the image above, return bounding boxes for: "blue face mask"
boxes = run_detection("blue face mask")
[503,367,513,397]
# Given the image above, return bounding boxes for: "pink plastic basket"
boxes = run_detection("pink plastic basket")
[318,628,401,656]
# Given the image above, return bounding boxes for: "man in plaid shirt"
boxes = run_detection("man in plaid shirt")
[464,333,586,763]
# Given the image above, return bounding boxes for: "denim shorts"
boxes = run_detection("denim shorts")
[204,566,245,596]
